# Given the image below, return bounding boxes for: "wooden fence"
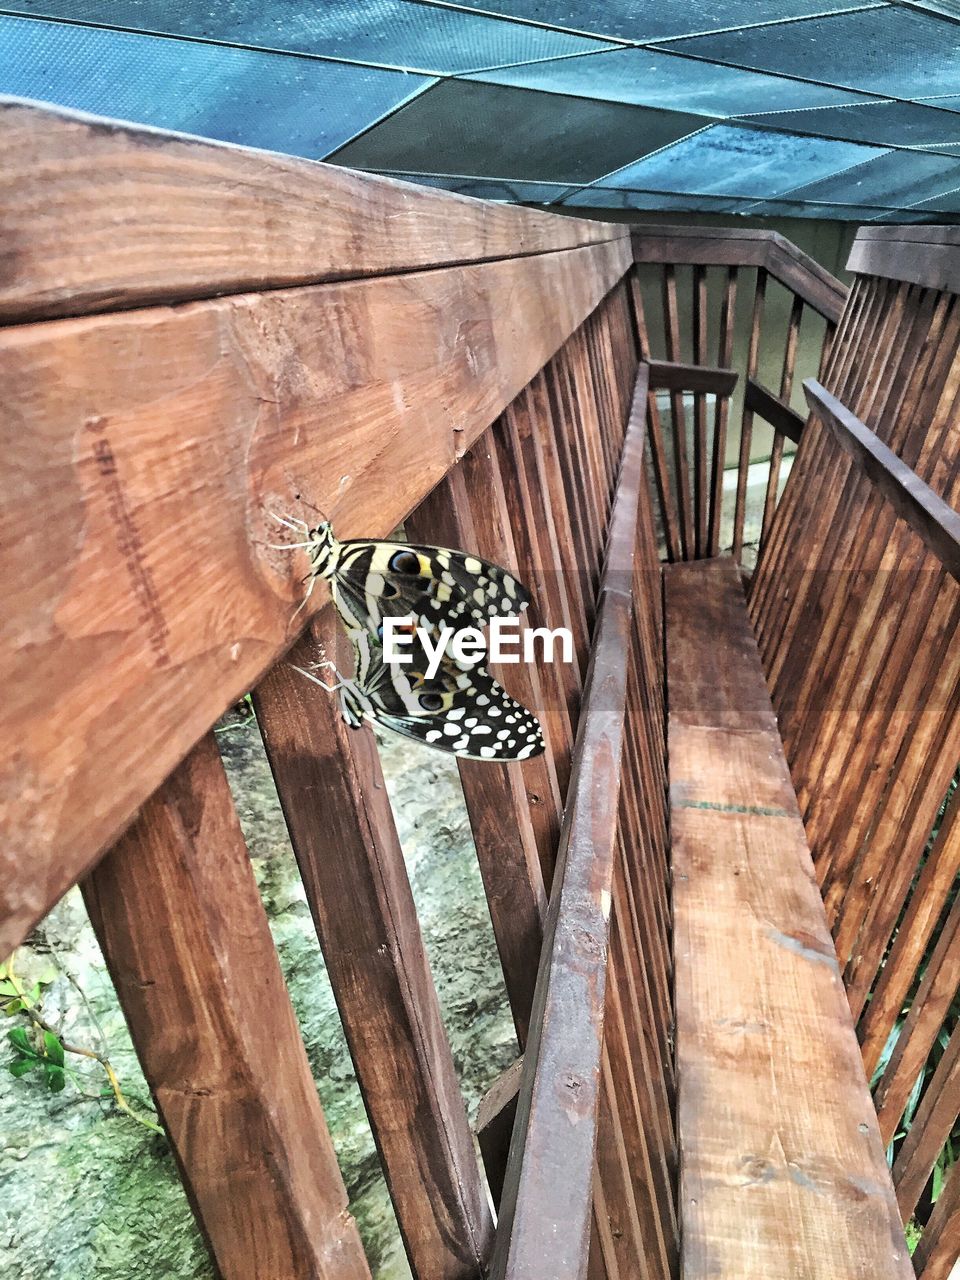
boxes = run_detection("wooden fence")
[5,97,960,1280]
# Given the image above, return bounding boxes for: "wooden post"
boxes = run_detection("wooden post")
[83,732,371,1280]
[253,618,494,1280]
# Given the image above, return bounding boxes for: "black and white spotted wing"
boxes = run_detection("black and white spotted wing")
[305,522,530,638]
[336,631,544,762]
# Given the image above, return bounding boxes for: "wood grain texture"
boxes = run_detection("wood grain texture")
[253,619,493,1279]
[744,377,805,446]
[667,559,910,1280]
[0,235,630,954]
[646,359,738,397]
[83,731,371,1280]
[847,225,960,296]
[0,96,624,321]
[804,378,960,581]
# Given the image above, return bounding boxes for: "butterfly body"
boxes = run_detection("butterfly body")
[289,519,544,762]
[305,521,530,638]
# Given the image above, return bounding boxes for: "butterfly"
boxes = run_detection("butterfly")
[295,628,545,762]
[274,517,530,637]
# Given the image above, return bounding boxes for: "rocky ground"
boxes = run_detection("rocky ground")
[1,711,517,1278]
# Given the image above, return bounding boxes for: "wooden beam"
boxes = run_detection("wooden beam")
[0,235,630,955]
[847,225,960,296]
[252,618,494,1279]
[667,559,911,1280]
[631,225,847,322]
[490,374,648,1280]
[647,359,738,397]
[83,732,371,1280]
[0,96,625,322]
[476,1057,523,1211]
[744,377,805,446]
[805,379,960,581]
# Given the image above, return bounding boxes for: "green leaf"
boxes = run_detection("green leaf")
[8,1026,32,1054]
[2,999,23,1016]
[45,1064,66,1093]
[43,1031,64,1066]
[0,980,17,997]
[7,1058,36,1078]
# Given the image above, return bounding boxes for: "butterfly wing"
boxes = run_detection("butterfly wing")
[352,632,544,762]
[326,537,531,637]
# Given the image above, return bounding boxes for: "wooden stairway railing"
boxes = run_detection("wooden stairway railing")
[6,96,960,1280]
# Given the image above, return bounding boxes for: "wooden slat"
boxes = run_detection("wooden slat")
[708,267,738,558]
[476,1058,523,1211]
[804,379,960,580]
[252,620,494,1280]
[490,377,653,1280]
[0,234,630,955]
[667,559,910,1280]
[0,96,624,321]
[628,273,681,563]
[693,266,709,560]
[83,731,371,1280]
[733,268,767,563]
[406,469,547,1041]
[663,265,694,559]
[913,1162,960,1280]
[646,359,739,397]
[744,377,806,446]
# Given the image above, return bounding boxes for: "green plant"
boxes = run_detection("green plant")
[2,953,163,1135]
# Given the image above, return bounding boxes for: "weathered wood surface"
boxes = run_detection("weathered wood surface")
[631,225,846,322]
[847,225,960,296]
[667,559,910,1280]
[491,372,656,1280]
[0,97,624,321]
[0,234,630,955]
[745,377,805,445]
[252,617,494,1280]
[805,378,960,581]
[646,359,738,397]
[83,731,371,1280]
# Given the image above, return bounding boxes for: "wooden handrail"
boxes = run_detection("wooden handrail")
[0,96,627,322]
[647,359,738,397]
[490,368,651,1280]
[804,379,960,581]
[847,225,960,294]
[744,377,805,445]
[631,224,847,322]
[0,136,631,956]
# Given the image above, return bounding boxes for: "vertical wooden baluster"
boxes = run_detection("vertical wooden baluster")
[83,732,372,1280]
[406,479,547,1031]
[692,264,709,558]
[760,293,803,550]
[709,266,738,557]
[526,368,592,675]
[732,267,767,564]
[629,270,681,562]
[663,264,694,559]
[252,636,495,1279]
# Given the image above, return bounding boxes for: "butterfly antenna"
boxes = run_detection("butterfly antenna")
[269,511,311,533]
[287,662,347,695]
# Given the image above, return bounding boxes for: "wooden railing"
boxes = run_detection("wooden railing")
[6,96,960,1280]
[1,97,671,1280]
[751,232,960,1280]
[631,225,844,568]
